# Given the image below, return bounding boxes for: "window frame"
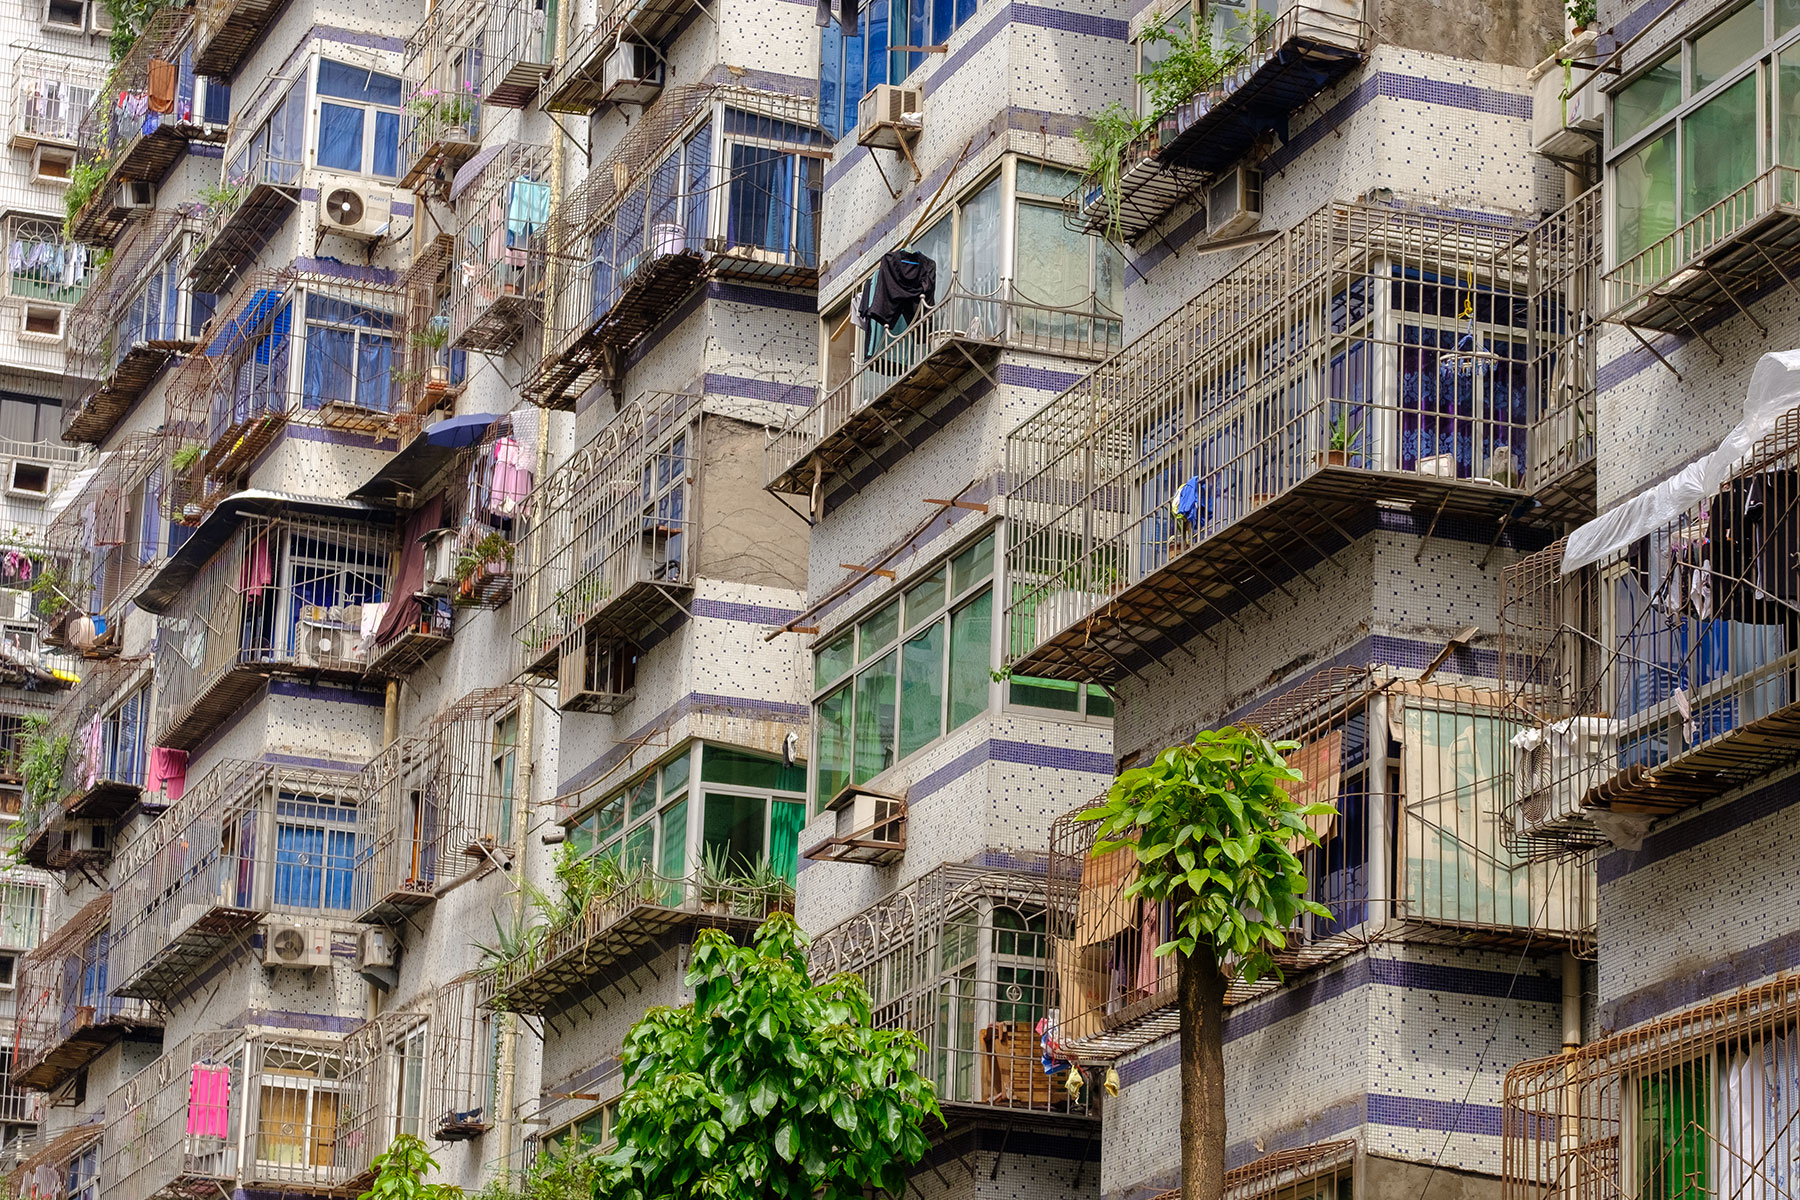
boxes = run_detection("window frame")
[312,57,404,180]
[251,1042,341,1173]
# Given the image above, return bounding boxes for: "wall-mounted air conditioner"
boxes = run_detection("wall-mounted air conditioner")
[602,41,664,106]
[261,922,332,969]
[857,84,923,151]
[59,820,107,856]
[358,927,398,971]
[421,529,459,595]
[1531,34,1603,160]
[1511,717,1616,841]
[1206,167,1262,239]
[557,628,637,714]
[116,179,154,209]
[319,182,394,239]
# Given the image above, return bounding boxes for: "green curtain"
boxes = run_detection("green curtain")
[899,622,946,759]
[1638,1069,1710,1200]
[770,800,805,884]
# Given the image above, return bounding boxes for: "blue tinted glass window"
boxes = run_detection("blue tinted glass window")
[318,59,403,105]
[373,110,400,177]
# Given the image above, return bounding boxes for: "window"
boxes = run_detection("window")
[571,753,691,879]
[1133,1,1280,118]
[812,530,996,808]
[21,306,63,341]
[315,59,402,179]
[1012,161,1124,344]
[100,684,148,786]
[31,146,73,184]
[255,1043,339,1171]
[0,955,14,989]
[818,0,980,139]
[230,80,305,188]
[271,791,358,912]
[543,1098,620,1157]
[62,1141,98,1200]
[491,711,518,841]
[0,885,41,950]
[392,1025,425,1141]
[41,0,88,31]
[723,112,821,267]
[300,292,396,414]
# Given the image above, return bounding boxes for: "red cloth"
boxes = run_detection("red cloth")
[374,493,444,645]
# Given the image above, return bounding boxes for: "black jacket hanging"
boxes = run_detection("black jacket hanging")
[868,249,937,329]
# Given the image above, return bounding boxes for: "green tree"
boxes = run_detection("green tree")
[597,911,942,1200]
[1078,728,1334,1200]
[357,1134,463,1200]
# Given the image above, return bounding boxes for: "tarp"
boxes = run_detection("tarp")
[1564,349,1800,572]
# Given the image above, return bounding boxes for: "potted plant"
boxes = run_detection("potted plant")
[1321,412,1363,467]
[1568,0,1596,33]
[410,320,453,388]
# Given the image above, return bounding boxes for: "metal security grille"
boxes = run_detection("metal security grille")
[12,893,160,1093]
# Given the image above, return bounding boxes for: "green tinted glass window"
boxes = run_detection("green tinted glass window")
[951,532,995,593]
[1683,74,1758,220]
[853,650,899,783]
[899,622,947,758]
[661,752,690,796]
[858,600,900,660]
[1614,128,1677,261]
[1693,0,1763,90]
[904,565,947,631]
[1614,53,1681,143]
[1010,674,1081,712]
[659,797,687,880]
[701,745,805,792]
[1087,685,1115,719]
[948,591,992,730]
[702,793,767,871]
[815,631,853,690]
[816,685,852,806]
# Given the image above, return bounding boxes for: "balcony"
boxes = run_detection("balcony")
[136,498,394,750]
[809,864,1095,1128]
[108,759,363,1003]
[526,84,824,410]
[764,280,1122,497]
[512,390,695,682]
[69,11,227,245]
[1504,975,1800,1200]
[1607,164,1800,335]
[9,49,103,150]
[400,0,486,193]
[482,0,555,107]
[354,686,520,925]
[1004,200,1578,685]
[1047,672,1591,1062]
[543,0,682,114]
[187,138,303,295]
[62,212,204,446]
[43,433,177,627]
[15,656,153,872]
[1502,411,1800,828]
[103,1031,349,1200]
[486,870,791,1021]
[446,142,550,352]
[4,217,96,308]
[13,895,162,1093]
[193,0,294,78]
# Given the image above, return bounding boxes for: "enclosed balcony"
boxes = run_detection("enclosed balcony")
[482,0,555,107]
[69,10,228,245]
[9,49,103,150]
[445,141,550,352]
[543,0,679,114]
[1046,669,1593,1062]
[809,863,1095,1129]
[193,0,293,78]
[385,243,469,437]
[13,895,161,1093]
[1004,200,1578,685]
[62,212,208,447]
[399,0,486,193]
[354,687,521,925]
[187,87,307,294]
[512,390,694,685]
[42,432,182,629]
[4,217,97,310]
[136,499,393,750]
[527,85,824,410]
[103,1031,348,1200]
[108,759,363,1003]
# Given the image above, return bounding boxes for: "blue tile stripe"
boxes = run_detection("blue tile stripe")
[911,738,1116,802]
[1601,926,1800,1032]
[703,372,816,407]
[1600,771,1800,884]
[1366,1093,1505,1138]
[690,597,803,624]
[998,361,1088,392]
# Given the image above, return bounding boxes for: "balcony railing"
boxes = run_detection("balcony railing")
[765,278,1122,497]
[542,0,682,113]
[13,894,161,1093]
[1004,200,1575,684]
[140,507,393,750]
[512,390,694,681]
[43,433,175,627]
[446,142,550,352]
[4,217,96,307]
[1045,672,1593,1062]
[482,0,555,107]
[188,125,305,295]
[15,656,153,871]
[193,0,293,77]
[103,1031,348,1200]
[63,211,205,447]
[10,49,103,149]
[1501,408,1800,831]
[108,759,364,1002]
[354,686,521,924]
[526,85,824,410]
[1503,974,1800,1200]
[486,870,792,1017]
[810,863,1095,1124]
[400,0,486,193]
[1607,164,1800,334]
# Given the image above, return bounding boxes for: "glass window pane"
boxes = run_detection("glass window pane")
[1614,128,1677,262]
[1692,0,1763,91]
[951,531,995,594]
[627,778,656,822]
[661,753,690,797]
[701,745,805,792]
[904,565,947,631]
[316,102,364,172]
[659,797,687,880]
[1017,160,1081,198]
[947,590,992,731]
[1087,684,1115,719]
[702,792,767,871]
[1778,43,1800,166]
[1683,74,1758,220]
[858,600,899,660]
[1614,53,1681,144]
[815,631,853,689]
[957,176,1002,294]
[816,684,853,806]
[1009,674,1081,712]
[1016,200,1092,309]
[622,821,654,872]
[594,792,626,844]
[771,800,805,884]
[1783,0,1800,34]
[852,650,898,783]
[899,621,946,758]
[373,109,400,177]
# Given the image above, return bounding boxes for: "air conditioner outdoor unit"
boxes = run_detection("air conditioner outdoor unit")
[116,179,154,209]
[857,84,923,151]
[1531,55,1603,159]
[1511,717,1617,841]
[1206,167,1262,239]
[421,529,459,595]
[319,182,393,239]
[557,629,637,714]
[602,41,664,105]
[358,927,398,971]
[60,820,108,855]
[844,789,903,844]
[261,922,332,969]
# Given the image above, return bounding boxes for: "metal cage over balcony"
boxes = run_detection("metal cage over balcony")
[445,141,550,352]
[482,0,555,107]
[103,1031,349,1200]
[9,48,103,150]
[108,759,364,1003]
[542,0,682,114]
[63,211,203,447]
[188,71,309,295]
[809,862,1096,1127]
[400,0,486,194]
[3,215,97,311]
[526,85,824,410]
[355,686,521,925]
[1004,199,1576,685]
[13,894,161,1093]
[42,432,175,626]
[1046,669,1593,1062]
[512,390,696,687]
[193,0,294,78]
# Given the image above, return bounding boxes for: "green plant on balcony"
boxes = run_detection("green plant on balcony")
[62,161,107,241]
[30,564,75,625]
[170,443,204,473]
[17,719,70,837]
[102,0,172,60]
[356,1133,462,1200]
[553,574,609,624]
[1322,412,1364,466]
[199,177,248,217]
[405,85,477,135]
[1567,0,1596,31]
[1078,103,1151,244]
[454,532,513,602]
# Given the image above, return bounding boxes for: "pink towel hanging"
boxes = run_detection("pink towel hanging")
[187,1063,230,1138]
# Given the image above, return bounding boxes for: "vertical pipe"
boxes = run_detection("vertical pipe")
[1364,693,1392,934]
[383,680,399,747]
[1561,949,1581,1052]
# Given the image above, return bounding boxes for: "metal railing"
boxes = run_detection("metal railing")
[3,217,95,307]
[74,9,203,178]
[400,0,485,186]
[765,277,1121,488]
[42,433,173,624]
[11,49,102,146]
[446,142,550,351]
[13,895,160,1090]
[482,0,555,105]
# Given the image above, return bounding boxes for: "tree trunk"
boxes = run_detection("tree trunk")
[1179,951,1228,1200]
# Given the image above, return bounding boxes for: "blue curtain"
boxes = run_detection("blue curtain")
[317,103,364,172]
[728,145,794,254]
[275,823,358,910]
[589,227,614,314]
[303,293,394,412]
[373,110,400,177]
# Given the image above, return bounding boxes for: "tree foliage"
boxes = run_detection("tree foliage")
[596,912,941,1200]
[357,1134,464,1200]
[1079,727,1335,987]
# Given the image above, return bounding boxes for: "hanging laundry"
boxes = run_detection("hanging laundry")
[187,1062,231,1138]
[147,746,187,802]
[506,178,551,244]
[814,0,858,33]
[147,60,176,115]
[489,435,530,515]
[867,248,937,330]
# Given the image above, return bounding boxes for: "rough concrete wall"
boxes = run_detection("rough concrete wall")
[1378,0,1565,70]
[697,414,809,590]
[1364,1153,1503,1200]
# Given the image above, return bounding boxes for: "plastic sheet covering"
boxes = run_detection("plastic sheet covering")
[1564,349,1800,572]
